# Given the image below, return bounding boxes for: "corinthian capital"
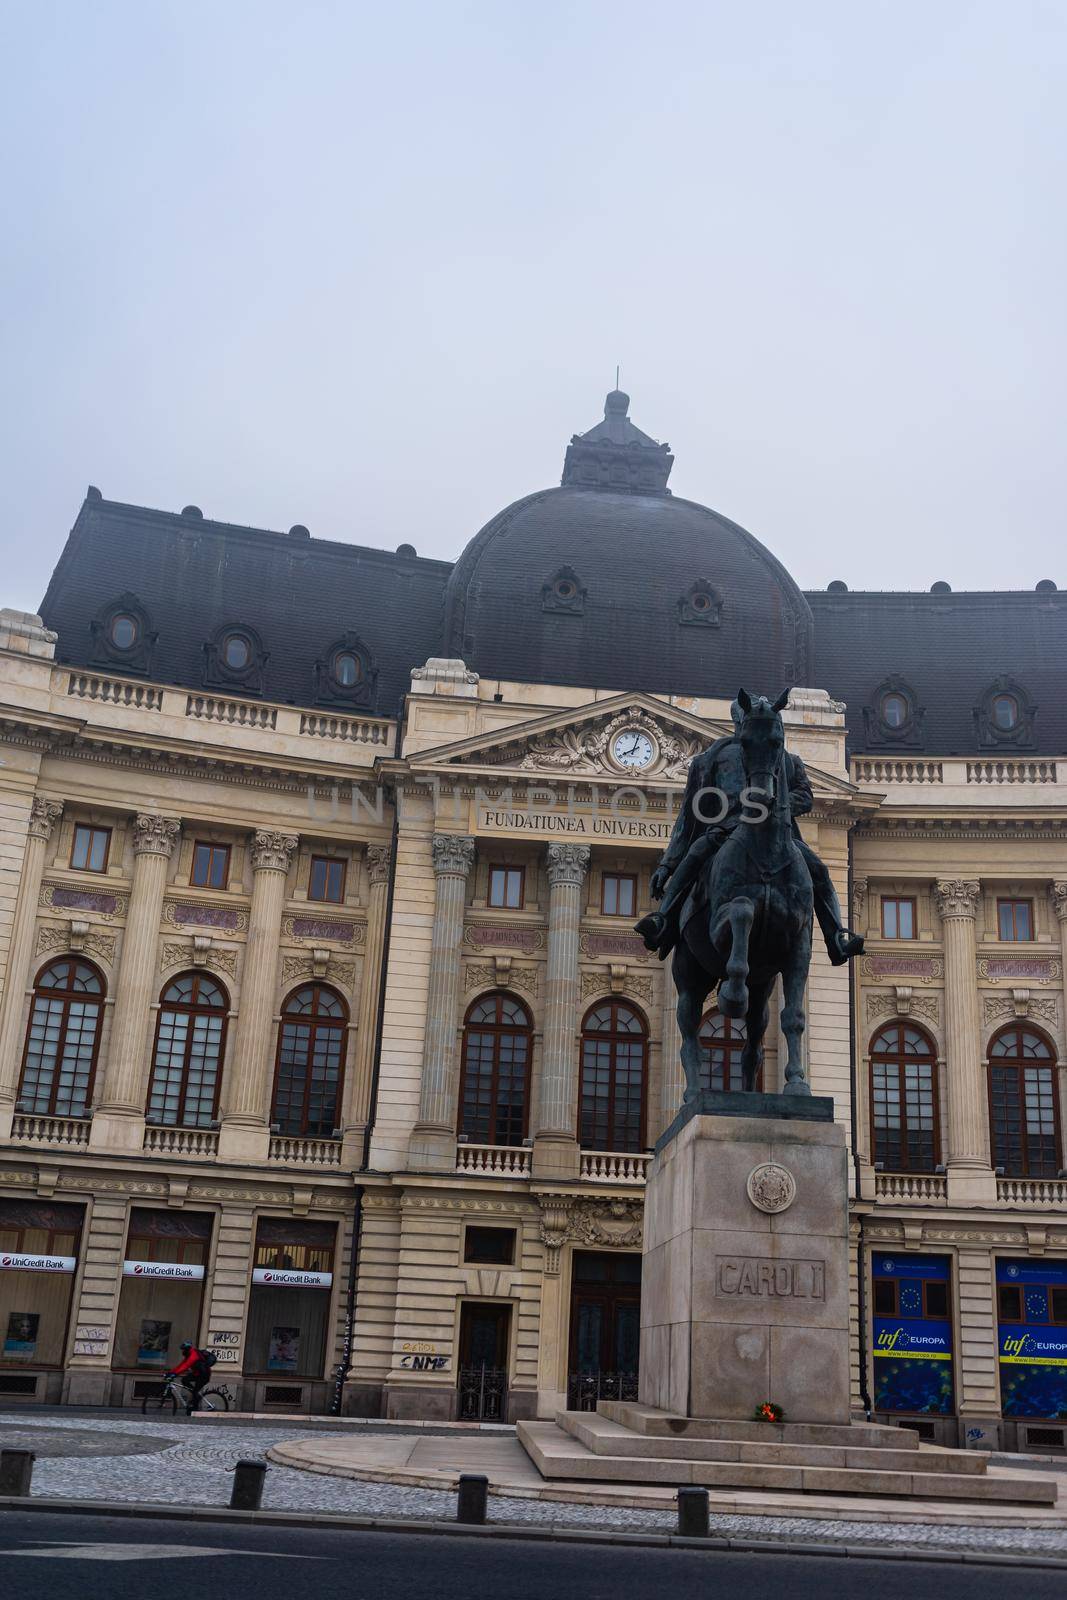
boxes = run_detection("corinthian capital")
[28,797,63,841]
[250,830,299,872]
[133,814,180,858]
[546,841,591,887]
[1050,882,1067,923]
[934,878,980,920]
[431,834,475,878]
[366,845,393,886]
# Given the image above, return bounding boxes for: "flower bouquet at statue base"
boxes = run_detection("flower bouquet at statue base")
[753,1401,784,1424]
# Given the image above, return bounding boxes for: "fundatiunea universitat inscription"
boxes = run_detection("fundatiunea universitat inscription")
[715,1257,826,1301]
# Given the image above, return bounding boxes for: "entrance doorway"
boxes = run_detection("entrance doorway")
[567,1250,641,1410]
[456,1301,510,1420]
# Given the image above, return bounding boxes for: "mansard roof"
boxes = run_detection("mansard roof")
[39,493,448,719]
[809,587,1067,757]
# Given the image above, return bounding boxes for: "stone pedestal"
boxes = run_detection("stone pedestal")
[639,1091,851,1425]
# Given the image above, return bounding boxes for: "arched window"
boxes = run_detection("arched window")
[458,993,532,1145]
[147,972,228,1128]
[869,1022,939,1172]
[579,1001,647,1153]
[17,959,104,1119]
[988,1027,1060,1177]
[271,985,347,1138]
[699,1010,756,1092]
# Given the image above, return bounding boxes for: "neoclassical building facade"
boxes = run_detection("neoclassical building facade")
[0,391,1065,1450]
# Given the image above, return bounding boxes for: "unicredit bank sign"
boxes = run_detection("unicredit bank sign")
[252,1267,332,1289]
[122,1260,205,1281]
[1,1252,76,1273]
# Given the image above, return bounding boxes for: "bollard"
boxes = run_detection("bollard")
[677,1486,710,1538]
[229,1458,267,1510]
[0,1449,35,1497]
[456,1472,489,1525]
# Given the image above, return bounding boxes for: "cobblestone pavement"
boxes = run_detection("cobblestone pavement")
[1,1413,1066,1560]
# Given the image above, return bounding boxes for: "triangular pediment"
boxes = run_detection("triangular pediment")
[409,692,724,785]
[404,690,866,803]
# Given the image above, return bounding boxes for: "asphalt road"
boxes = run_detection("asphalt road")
[0,1511,1065,1600]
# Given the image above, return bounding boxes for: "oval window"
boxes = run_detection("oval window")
[223,633,251,671]
[992,693,1019,731]
[691,591,711,612]
[109,613,138,650]
[333,651,362,687]
[881,692,909,729]
[554,579,575,600]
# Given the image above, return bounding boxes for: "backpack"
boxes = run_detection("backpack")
[202,1350,219,1369]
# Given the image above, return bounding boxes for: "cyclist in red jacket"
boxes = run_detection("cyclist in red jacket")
[167,1340,211,1414]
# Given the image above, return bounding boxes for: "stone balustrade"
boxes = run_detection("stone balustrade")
[455,1142,532,1177]
[142,1125,220,1159]
[579,1150,653,1184]
[874,1170,947,1203]
[267,1133,343,1166]
[10,1112,92,1148]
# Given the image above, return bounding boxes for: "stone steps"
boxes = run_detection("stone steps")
[560,1410,987,1475]
[600,1400,917,1449]
[516,1410,1059,1506]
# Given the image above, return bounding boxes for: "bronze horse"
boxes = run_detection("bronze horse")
[672,689,814,1099]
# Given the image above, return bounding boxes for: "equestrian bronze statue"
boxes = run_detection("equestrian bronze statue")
[635,689,863,1100]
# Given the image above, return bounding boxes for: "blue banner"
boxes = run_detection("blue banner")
[997,1258,1067,1419]
[872,1254,954,1416]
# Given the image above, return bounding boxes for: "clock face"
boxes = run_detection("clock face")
[612,729,656,770]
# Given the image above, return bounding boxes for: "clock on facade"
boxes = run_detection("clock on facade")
[611,729,656,770]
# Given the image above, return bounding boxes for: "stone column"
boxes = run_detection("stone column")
[0,796,63,1137]
[92,813,180,1152]
[532,842,590,1181]
[935,878,995,1204]
[342,845,392,1166]
[217,830,298,1162]
[1050,882,1067,999]
[408,834,475,1172]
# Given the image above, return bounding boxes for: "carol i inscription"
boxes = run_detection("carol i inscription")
[715,1257,826,1301]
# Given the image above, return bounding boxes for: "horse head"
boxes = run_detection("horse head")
[735,687,791,808]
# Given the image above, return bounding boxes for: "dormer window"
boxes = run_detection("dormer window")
[975,677,1034,748]
[89,592,156,677]
[222,632,253,672]
[542,566,586,615]
[313,633,377,709]
[678,580,723,628]
[109,613,139,651]
[991,693,1020,732]
[863,676,924,748]
[332,649,363,688]
[881,692,909,729]
[202,624,268,695]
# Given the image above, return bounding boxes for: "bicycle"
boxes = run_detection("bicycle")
[141,1372,233,1416]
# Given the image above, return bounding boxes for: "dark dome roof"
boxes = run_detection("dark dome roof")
[443,394,813,697]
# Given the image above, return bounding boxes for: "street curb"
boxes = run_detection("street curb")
[1,1494,1067,1569]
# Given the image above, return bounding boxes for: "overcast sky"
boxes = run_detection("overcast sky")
[2,1,1064,613]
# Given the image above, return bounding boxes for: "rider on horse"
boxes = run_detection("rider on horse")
[635,697,862,967]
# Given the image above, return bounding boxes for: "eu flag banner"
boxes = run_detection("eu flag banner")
[996,1258,1067,1418]
[872,1254,954,1416]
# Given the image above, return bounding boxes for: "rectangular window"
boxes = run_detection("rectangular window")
[191,842,230,890]
[602,873,637,918]
[463,1227,516,1265]
[881,897,916,940]
[308,856,346,903]
[872,1278,896,1316]
[1051,1287,1067,1325]
[998,899,1033,942]
[924,1280,949,1318]
[70,825,110,874]
[488,866,524,909]
[998,1284,1023,1322]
